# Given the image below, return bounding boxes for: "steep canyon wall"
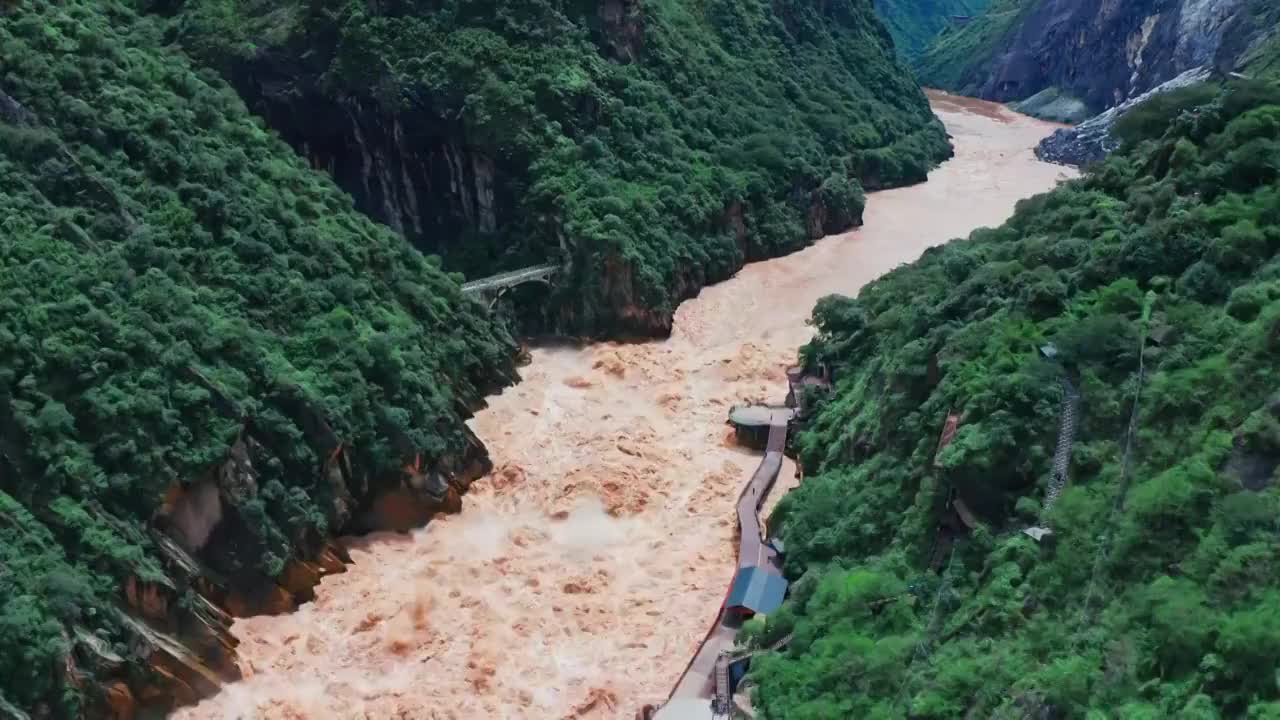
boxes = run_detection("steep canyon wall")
[916,0,1278,114]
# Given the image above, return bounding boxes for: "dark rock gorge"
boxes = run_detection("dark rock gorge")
[925,0,1277,166]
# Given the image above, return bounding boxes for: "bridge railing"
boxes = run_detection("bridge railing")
[460,263,559,295]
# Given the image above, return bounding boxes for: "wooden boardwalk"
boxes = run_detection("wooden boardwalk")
[656,408,793,719]
[738,418,788,572]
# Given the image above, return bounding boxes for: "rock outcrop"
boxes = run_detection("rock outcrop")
[111,399,502,717]
[1035,66,1213,166]
[210,67,516,263]
[1010,87,1091,124]
[919,0,1277,118]
[599,0,645,62]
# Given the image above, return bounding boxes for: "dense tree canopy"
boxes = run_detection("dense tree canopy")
[167,0,952,333]
[749,81,1280,717]
[912,0,1036,93]
[0,0,515,714]
[872,0,991,61]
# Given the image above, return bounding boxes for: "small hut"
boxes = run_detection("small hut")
[725,566,788,617]
[727,405,777,450]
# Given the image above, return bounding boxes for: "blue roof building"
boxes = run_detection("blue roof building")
[725,566,788,616]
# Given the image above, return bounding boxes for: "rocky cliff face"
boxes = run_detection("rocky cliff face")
[919,0,1275,114]
[1035,66,1212,165]
[911,0,1279,166]
[214,56,515,267]
[162,0,653,280]
[972,0,1236,108]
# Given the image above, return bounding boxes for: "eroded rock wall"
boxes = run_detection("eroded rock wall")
[924,0,1271,114]
[106,401,503,718]
[977,0,1242,110]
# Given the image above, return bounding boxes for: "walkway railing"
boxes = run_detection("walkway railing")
[724,632,794,664]
[656,407,792,718]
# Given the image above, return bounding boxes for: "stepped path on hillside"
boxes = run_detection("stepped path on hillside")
[176,92,1075,720]
[1045,375,1082,509]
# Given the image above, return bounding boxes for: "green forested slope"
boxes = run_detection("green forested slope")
[0,1,515,715]
[167,0,951,334]
[750,82,1280,718]
[872,0,991,60]
[913,0,1036,93]
[1239,1,1280,81]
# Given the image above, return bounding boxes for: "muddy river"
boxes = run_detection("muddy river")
[176,92,1076,719]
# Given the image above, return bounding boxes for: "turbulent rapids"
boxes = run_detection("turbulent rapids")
[176,93,1076,720]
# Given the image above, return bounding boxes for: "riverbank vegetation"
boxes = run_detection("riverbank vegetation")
[164,0,951,334]
[0,1,515,714]
[749,80,1280,717]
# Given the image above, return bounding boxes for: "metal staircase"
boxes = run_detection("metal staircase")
[1043,375,1081,509]
[1025,373,1082,541]
[713,653,731,717]
[712,633,794,717]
